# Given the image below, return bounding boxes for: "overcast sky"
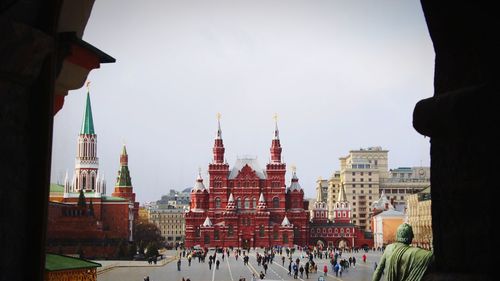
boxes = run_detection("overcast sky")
[50,0,434,203]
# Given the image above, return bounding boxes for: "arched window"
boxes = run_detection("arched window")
[91,175,95,190]
[244,198,250,209]
[259,225,265,237]
[237,198,241,209]
[195,228,200,238]
[204,234,210,244]
[82,176,86,189]
[273,227,279,240]
[273,197,279,208]
[214,229,220,240]
[228,225,234,237]
[215,197,221,209]
[252,198,257,208]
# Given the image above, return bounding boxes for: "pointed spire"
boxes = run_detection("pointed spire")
[257,192,267,209]
[288,166,302,191]
[273,113,279,140]
[192,170,206,191]
[270,114,282,164]
[202,216,213,227]
[64,170,70,193]
[281,215,291,226]
[216,113,222,139]
[259,192,265,203]
[80,91,95,135]
[226,193,236,211]
[316,179,324,202]
[115,145,132,187]
[338,183,347,202]
[213,113,225,164]
[120,144,129,166]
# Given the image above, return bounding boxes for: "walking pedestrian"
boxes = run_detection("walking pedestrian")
[323,264,328,277]
[209,259,212,270]
[216,259,220,269]
[362,254,367,263]
[177,259,181,271]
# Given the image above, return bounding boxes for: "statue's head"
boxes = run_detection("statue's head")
[396,223,414,244]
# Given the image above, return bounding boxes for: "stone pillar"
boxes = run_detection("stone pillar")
[414,1,496,280]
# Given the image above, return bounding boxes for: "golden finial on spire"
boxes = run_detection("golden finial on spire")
[273,113,278,122]
[216,112,222,121]
[291,165,297,173]
[86,81,91,91]
[318,176,323,181]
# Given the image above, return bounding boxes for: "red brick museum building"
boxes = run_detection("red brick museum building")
[185,118,310,248]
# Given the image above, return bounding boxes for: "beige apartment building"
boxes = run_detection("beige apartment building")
[316,147,430,231]
[406,186,432,250]
[148,204,186,244]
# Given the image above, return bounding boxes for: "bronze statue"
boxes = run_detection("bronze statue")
[373,223,433,281]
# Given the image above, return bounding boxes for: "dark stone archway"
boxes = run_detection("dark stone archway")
[0,1,496,280]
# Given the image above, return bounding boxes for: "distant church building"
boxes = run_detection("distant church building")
[185,116,310,248]
[46,91,139,258]
[310,184,374,249]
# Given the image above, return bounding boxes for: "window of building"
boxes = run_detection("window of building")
[237,198,241,209]
[352,196,356,200]
[353,220,356,224]
[353,190,356,194]
[361,184,364,187]
[353,184,356,188]
[361,190,364,194]
[283,233,288,243]
[273,197,279,208]
[214,229,219,240]
[204,234,210,244]
[228,225,234,237]
[195,228,200,238]
[244,198,250,209]
[352,172,355,176]
[353,178,356,182]
[273,230,278,240]
[253,198,257,209]
[215,197,221,209]
[360,178,364,182]
[369,196,372,199]
[259,225,265,237]
[368,172,372,176]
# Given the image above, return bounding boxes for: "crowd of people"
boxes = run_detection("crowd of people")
[170,245,375,281]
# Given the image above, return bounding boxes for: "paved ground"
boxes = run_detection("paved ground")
[97,249,383,281]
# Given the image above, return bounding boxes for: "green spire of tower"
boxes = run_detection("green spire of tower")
[80,92,95,135]
[116,145,132,187]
